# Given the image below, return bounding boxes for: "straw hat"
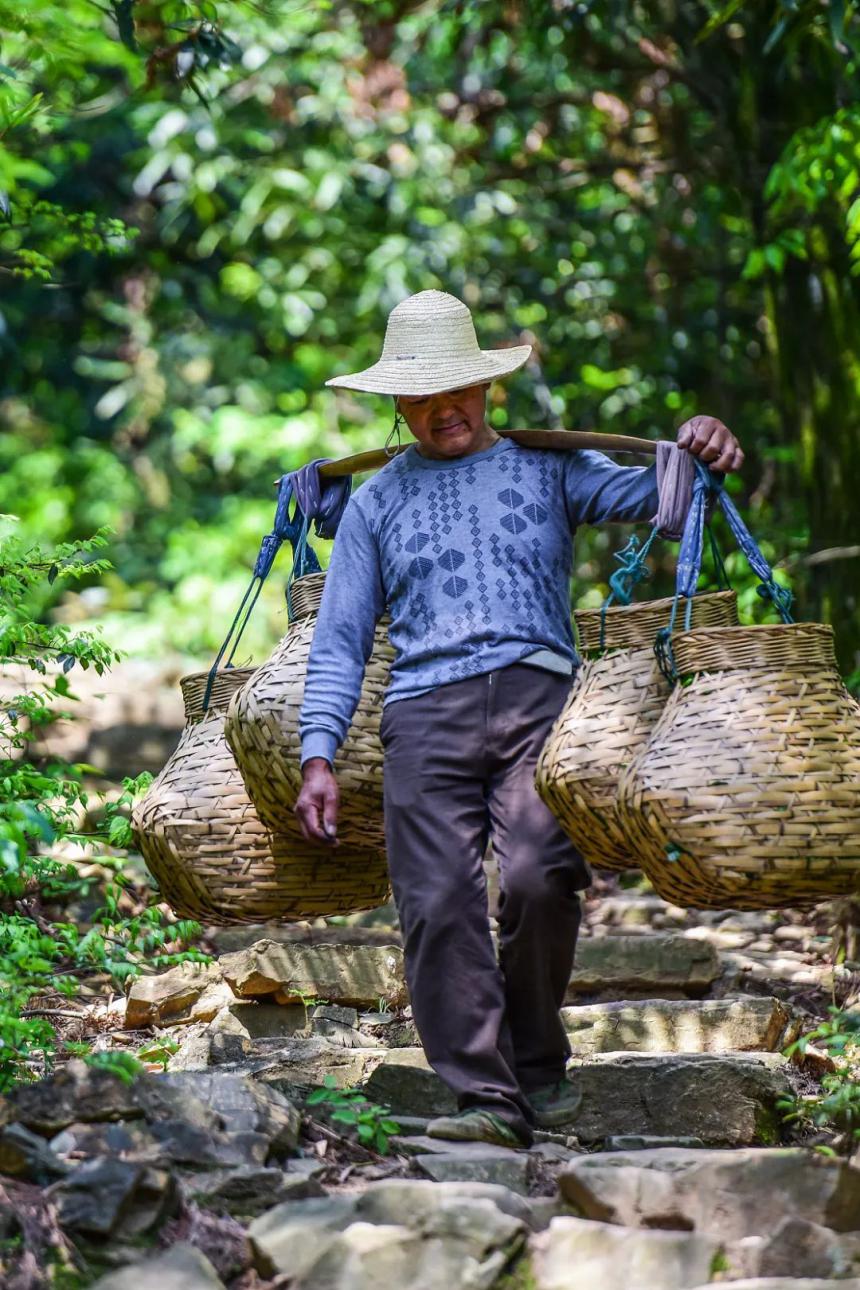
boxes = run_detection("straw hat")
[325,289,532,397]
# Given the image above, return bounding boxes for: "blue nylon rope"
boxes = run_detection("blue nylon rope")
[598,528,659,652]
[655,461,794,683]
[202,475,320,711]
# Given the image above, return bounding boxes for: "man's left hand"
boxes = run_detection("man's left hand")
[676,415,744,474]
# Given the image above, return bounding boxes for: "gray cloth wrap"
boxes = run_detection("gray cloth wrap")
[652,441,696,541]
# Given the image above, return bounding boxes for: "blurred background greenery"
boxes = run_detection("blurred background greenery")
[2,0,859,672]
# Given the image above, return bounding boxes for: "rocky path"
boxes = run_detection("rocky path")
[2,886,858,1288]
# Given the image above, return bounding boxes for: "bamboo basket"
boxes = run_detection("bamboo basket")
[617,624,860,909]
[226,572,394,849]
[132,664,391,924]
[536,590,738,871]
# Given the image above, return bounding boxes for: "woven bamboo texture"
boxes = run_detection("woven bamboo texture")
[617,622,860,909]
[132,666,390,924]
[226,574,394,849]
[535,591,738,871]
[289,571,326,620]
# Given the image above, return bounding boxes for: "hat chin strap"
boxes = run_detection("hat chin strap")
[384,409,404,458]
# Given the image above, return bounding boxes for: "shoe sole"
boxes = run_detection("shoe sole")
[427,1120,531,1149]
[530,1097,584,1129]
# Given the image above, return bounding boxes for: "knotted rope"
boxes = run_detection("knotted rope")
[655,460,794,682]
[203,475,321,710]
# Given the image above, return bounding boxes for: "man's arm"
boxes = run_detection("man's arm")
[562,449,659,527]
[564,418,744,527]
[296,498,384,843]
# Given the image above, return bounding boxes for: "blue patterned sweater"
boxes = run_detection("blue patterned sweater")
[299,437,659,766]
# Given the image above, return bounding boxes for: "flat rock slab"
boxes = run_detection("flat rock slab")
[4,1060,145,1135]
[560,1146,860,1239]
[48,1157,177,1238]
[219,1001,308,1039]
[566,1053,791,1147]
[738,1217,860,1282]
[211,924,403,954]
[219,938,407,1009]
[389,1133,522,1157]
[252,1039,386,1099]
[563,996,797,1055]
[604,1135,705,1151]
[567,935,720,1000]
[362,1050,456,1118]
[90,1242,225,1289]
[125,962,232,1029]
[184,1163,326,1216]
[689,1282,860,1290]
[0,1122,68,1182]
[531,1215,717,1290]
[414,1151,531,1194]
[364,1050,790,1143]
[158,1071,300,1155]
[248,1180,530,1284]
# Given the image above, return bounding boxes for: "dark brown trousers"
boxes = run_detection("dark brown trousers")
[380,663,589,1138]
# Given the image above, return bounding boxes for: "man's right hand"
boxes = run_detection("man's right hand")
[295,757,340,845]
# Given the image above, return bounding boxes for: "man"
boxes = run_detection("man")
[295,289,743,1148]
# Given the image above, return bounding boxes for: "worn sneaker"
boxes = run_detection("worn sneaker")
[426,1108,531,1148]
[526,1078,583,1129]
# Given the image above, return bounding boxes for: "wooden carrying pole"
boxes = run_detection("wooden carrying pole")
[314,428,659,480]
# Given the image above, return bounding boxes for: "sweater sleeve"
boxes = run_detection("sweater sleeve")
[562,449,660,527]
[299,498,385,767]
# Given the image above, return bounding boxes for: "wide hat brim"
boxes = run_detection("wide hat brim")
[324,344,533,396]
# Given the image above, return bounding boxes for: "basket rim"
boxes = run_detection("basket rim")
[180,665,257,687]
[574,588,736,626]
[673,621,834,640]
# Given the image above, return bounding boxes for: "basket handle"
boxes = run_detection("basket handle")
[202,475,321,710]
[655,461,794,679]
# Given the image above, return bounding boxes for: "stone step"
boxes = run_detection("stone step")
[133,928,725,1033]
[567,1052,790,1147]
[247,1180,534,1284]
[414,1149,531,1194]
[559,1146,860,1281]
[90,1243,224,1290]
[563,996,797,1055]
[567,934,720,1001]
[219,938,408,1011]
[531,1215,717,1290]
[362,1049,457,1119]
[560,1146,860,1236]
[689,1282,860,1290]
[363,1050,791,1148]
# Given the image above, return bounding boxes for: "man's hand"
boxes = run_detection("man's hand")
[676,415,744,474]
[295,758,340,845]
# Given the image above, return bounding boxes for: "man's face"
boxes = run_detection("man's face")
[396,382,492,460]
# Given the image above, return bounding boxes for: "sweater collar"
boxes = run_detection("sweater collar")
[403,437,512,471]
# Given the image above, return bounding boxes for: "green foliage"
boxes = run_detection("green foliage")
[0,524,206,1091]
[306,1074,400,1155]
[137,1033,181,1070]
[779,1007,860,1153]
[0,0,858,664]
[83,1049,145,1084]
[294,988,328,1029]
[494,1259,538,1290]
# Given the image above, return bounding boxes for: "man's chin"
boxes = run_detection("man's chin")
[430,429,474,456]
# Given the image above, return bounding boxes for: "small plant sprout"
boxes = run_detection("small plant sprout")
[306,1074,401,1154]
[294,989,328,1030]
[778,1007,860,1155]
[137,1035,181,1071]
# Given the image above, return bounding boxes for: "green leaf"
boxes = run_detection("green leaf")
[763,14,790,55]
